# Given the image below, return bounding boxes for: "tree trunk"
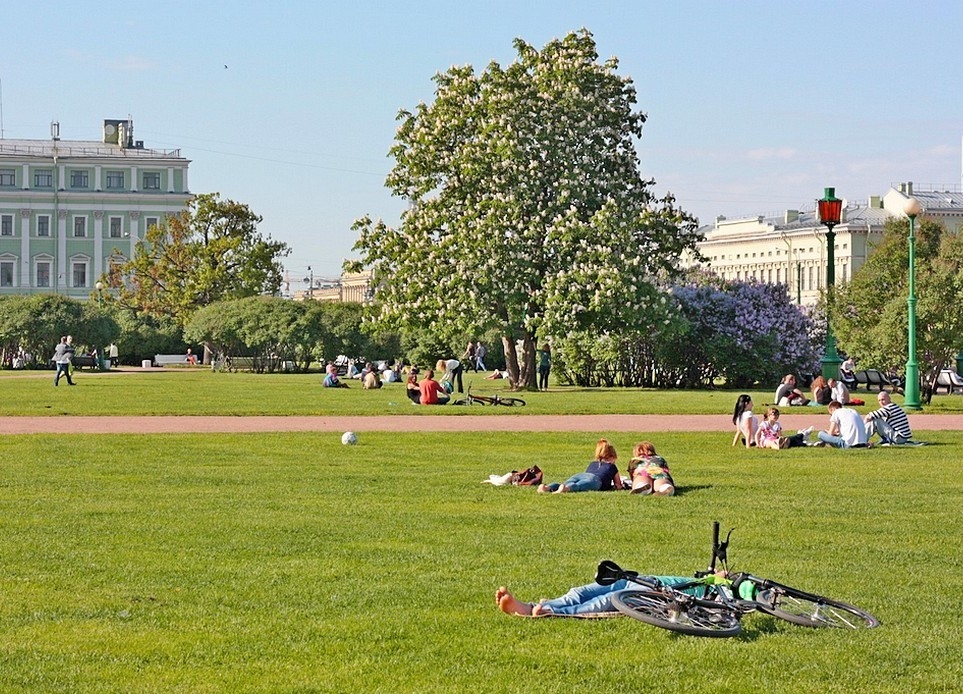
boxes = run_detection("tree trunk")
[502,332,538,391]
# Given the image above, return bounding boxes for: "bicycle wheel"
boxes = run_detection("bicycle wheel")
[753,583,879,629]
[612,589,741,637]
[497,397,526,407]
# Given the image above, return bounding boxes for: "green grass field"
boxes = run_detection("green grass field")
[2,426,962,692]
[4,367,963,416]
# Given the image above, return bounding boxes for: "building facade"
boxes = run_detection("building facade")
[0,119,191,300]
[689,183,963,306]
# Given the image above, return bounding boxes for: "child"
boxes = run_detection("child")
[627,441,675,496]
[755,407,813,449]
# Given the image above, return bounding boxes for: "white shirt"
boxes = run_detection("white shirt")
[831,407,867,446]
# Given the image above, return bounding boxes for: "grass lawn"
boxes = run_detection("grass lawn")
[4,368,963,416]
[2,430,962,692]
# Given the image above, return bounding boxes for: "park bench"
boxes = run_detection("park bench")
[154,354,191,366]
[935,369,963,394]
[853,369,899,392]
[72,355,99,370]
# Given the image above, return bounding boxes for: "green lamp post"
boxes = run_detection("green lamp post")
[94,281,106,370]
[903,197,922,410]
[817,188,843,380]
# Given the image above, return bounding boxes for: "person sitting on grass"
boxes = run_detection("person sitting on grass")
[418,368,450,405]
[323,364,349,388]
[754,407,812,449]
[626,441,675,495]
[405,367,421,404]
[537,439,626,494]
[816,400,868,448]
[731,394,758,448]
[863,391,912,445]
[775,374,809,406]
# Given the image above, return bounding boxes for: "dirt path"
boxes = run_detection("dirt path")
[2,413,963,434]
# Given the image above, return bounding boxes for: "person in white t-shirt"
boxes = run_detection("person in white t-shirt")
[816,401,868,448]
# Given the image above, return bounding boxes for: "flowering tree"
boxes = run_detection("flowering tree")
[350,30,699,388]
[664,275,818,388]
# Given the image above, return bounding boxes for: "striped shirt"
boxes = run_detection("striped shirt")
[867,403,912,439]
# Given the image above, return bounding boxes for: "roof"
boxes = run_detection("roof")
[0,138,185,161]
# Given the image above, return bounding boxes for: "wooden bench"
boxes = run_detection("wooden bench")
[154,354,191,366]
[935,369,963,394]
[853,369,897,392]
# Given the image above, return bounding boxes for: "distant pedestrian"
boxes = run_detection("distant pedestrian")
[538,344,551,390]
[475,341,487,372]
[52,335,76,386]
[463,341,477,372]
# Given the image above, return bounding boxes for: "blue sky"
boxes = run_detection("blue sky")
[4,1,961,288]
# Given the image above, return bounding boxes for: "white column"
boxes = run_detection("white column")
[20,163,29,189]
[130,166,138,192]
[167,166,175,193]
[95,165,103,191]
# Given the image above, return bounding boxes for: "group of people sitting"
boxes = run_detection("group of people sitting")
[775,372,864,408]
[733,389,914,449]
[535,438,675,496]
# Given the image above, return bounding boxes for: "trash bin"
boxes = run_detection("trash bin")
[142,359,153,368]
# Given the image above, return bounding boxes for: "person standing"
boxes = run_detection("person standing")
[538,344,551,391]
[462,341,476,372]
[53,335,76,386]
[816,401,868,448]
[863,391,912,445]
[475,341,487,372]
[108,342,119,367]
[437,358,464,394]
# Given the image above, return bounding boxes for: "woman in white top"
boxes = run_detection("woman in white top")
[731,394,758,448]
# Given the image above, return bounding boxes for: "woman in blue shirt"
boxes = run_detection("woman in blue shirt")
[537,439,626,493]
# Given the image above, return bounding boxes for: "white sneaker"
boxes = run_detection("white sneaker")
[799,426,814,439]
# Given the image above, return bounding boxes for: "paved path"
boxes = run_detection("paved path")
[2,414,962,434]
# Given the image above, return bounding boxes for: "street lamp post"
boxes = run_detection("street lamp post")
[903,197,922,410]
[94,281,106,370]
[303,266,314,301]
[817,187,843,380]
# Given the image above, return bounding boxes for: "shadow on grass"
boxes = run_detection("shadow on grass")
[668,484,712,497]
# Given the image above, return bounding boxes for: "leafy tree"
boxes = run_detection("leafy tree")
[350,30,699,389]
[105,193,290,327]
[832,217,963,400]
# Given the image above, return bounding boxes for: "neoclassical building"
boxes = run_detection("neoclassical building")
[0,119,191,300]
[689,182,963,306]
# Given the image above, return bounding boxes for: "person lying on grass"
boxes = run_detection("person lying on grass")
[537,439,626,494]
[496,571,717,617]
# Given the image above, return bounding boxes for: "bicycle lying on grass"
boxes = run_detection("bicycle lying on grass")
[596,521,879,637]
[452,382,526,407]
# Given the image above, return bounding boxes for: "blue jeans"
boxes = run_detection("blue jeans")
[539,576,695,616]
[560,472,602,492]
[54,362,74,385]
[817,431,851,448]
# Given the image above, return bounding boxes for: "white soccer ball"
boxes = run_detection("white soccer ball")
[341,431,358,446]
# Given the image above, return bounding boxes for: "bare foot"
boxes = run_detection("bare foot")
[537,484,550,493]
[532,602,551,617]
[497,589,534,616]
[553,484,569,494]
[495,586,510,604]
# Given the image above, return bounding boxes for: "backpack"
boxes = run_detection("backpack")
[511,466,543,486]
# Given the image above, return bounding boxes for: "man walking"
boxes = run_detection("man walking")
[53,335,76,386]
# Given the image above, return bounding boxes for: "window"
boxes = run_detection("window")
[73,217,87,238]
[143,172,161,190]
[145,216,159,231]
[34,170,53,187]
[0,169,14,187]
[0,260,13,287]
[105,171,125,189]
[70,170,89,188]
[36,261,52,288]
[1,215,12,236]
[109,217,123,238]
[37,215,50,237]
[71,262,87,288]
